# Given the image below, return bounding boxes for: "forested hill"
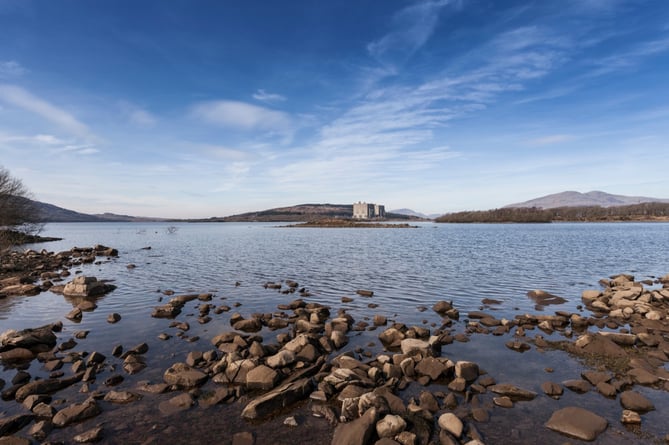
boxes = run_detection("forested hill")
[198,204,419,222]
[436,202,669,223]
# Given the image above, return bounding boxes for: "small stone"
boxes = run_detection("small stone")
[376,414,407,438]
[107,313,121,323]
[621,409,641,424]
[283,416,298,427]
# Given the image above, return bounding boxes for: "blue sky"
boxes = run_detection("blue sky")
[1,0,668,218]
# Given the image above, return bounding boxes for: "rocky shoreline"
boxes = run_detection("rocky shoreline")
[1,247,669,444]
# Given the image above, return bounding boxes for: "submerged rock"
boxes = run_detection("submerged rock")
[545,406,607,441]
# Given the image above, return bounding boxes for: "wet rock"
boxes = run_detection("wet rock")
[489,383,537,400]
[376,414,407,438]
[151,304,181,318]
[527,289,566,306]
[103,390,141,403]
[123,354,147,374]
[63,276,115,298]
[52,398,101,427]
[596,382,617,397]
[232,432,255,445]
[233,317,262,333]
[0,325,57,352]
[455,361,479,382]
[0,347,35,361]
[545,406,608,441]
[620,390,654,412]
[159,393,194,415]
[107,313,121,323]
[628,367,660,386]
[242,377,314,420]
[0,414,34,436]
[28,419,52,440]
[563,379,591,393]
[77,300,97,311]
[15,372,83,402]
[356,289,374,297]
[400,338,438,357]
[541,382,563,399]
[246,365,279,391]
[266,350,296,368]
[331,407,379,445]
[581,371,610,386]
[199,387,233,408]
[163,363,208,388]
[493,396,513,408]
[73,425,104,443]
[438,413,463,438]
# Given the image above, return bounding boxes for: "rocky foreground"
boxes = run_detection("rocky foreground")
[1,247,669,444]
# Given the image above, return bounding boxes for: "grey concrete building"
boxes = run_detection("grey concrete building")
[353,201,385,219]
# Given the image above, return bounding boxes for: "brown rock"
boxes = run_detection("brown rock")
[545,406,607,441]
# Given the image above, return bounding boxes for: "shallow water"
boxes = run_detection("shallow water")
[1,221,669,444]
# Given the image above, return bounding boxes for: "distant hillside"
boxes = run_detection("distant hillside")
[505,191,669,209]
[436,202,669,223]
[32,200,167,222]
[389,208,435,219]
[200,204,418,222]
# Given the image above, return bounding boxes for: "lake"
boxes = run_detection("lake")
[1,221,668,444]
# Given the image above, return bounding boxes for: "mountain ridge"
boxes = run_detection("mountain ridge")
[504,191,669,209]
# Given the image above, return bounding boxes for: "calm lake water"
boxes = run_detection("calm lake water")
[2,222,669,444]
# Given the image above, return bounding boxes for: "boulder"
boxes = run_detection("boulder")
[545,406,608,441]
[400,338,438,357]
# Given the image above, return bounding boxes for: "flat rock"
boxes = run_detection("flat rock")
[489,383,537,400]
[52,398,100,427]
[241,377,314,420]
[73,426,104,443]
[620,390,654,412]
[246,365,279,391]
[163,363,208,388]
[545,406,607,441]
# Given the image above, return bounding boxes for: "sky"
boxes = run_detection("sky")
[1,0,668,218]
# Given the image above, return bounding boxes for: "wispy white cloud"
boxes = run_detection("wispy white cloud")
[587,37,669,77]
[526,134,575,145]
[118,101,157,127]
[367,0,451,70]
[0,60,26,78]
[252,89,286,103]
[192,100,292,140]
[0,84,92,139]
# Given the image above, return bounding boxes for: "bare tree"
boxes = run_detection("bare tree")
[0,166,43,248]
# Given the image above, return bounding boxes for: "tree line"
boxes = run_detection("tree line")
[0,166,42,249]
[435,202,669,223]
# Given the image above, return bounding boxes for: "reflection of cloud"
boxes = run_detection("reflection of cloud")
[0,84,92,139]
